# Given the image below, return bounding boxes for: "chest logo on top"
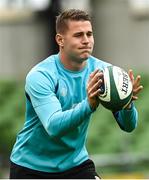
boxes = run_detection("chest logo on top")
[60,87,67,97]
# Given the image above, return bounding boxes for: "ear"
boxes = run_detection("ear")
[55,34,64,47]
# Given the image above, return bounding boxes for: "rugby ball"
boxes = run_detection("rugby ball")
[99,66,133,111]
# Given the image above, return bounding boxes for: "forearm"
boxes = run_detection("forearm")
[35,98,93,137]
[113,103,138,132]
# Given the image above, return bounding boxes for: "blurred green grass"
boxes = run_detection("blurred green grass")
[0,80,25,159]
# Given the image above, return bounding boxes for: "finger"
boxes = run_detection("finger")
[132,85,143,100]
[88,79,103,96]
[88,69,99,84]
[90,69,99,78]
[133,85,143,95]
[132,96,138,101]
[128,69,134,83]
[88,72,103,88]
[90,89,100,98]
[89,69,104,79]
[134,75,141,87]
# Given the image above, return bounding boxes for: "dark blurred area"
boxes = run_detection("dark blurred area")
[35,0,61,55]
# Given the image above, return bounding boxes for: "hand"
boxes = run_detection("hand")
[129,69,143,101]
[87,69,103,111]
[125,69,143,109]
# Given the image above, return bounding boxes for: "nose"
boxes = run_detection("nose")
[82,34,89,44]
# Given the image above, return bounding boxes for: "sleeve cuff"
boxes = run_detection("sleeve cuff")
[124,102,134,111]
[86,98,96,113]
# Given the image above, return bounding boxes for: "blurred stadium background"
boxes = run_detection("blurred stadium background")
[0,0,149,178]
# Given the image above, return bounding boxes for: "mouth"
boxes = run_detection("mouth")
[79,47,92,54]
[79,48,92,54]
[79,47,91,50]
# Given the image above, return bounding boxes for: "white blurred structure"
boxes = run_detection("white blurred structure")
[61,0,90,11]
[25,0,50,11]
[129,0,149,18]
[0,0,51,10]
[0,0,90,11]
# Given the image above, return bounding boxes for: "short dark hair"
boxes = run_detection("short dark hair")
[56,9,91,34]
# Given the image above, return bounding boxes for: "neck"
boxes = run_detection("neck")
[59,52,87,71]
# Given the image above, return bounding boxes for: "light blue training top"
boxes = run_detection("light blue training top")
[10,54,138,173]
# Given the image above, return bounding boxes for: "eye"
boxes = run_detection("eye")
[74,33,82,37]
[87,32,93,37]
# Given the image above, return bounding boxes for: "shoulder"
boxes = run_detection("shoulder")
[88,55,112,71]
[25,54,59,90]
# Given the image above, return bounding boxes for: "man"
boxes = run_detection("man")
[9,9,143,179]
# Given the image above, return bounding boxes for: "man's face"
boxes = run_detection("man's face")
[61,20,94,62]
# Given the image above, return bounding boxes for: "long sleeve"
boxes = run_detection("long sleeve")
[113,103,138,132]
[25,70,93,137]
[35,98,92,137]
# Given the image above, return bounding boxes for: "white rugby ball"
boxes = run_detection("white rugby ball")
[99,66,133,111]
